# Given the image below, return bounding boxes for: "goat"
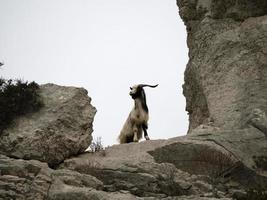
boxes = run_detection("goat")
[118,84,158,144]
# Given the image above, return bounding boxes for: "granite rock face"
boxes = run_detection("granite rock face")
[177,0,267,132]
[0,84,96,167]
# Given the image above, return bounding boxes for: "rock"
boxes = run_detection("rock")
[51,169,103,190]
[60,128,267,198]
[177,0,267,133]
[231,189,247,200]
[143,197,231,200]
[248,108,267,136]
[48,168,138,200]
[0,83,96,167]
[60,140,208,197]
[0,155,53,200]
[177,0,267,23]
[175,1,267,197]
[0,149,231,200]
[48,184,139,200]
[155,128,267,174]
[0,154,129,200]
[2,128,265,199]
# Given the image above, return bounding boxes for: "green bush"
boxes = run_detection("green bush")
[89,137,104,153]
[0,78,43,133]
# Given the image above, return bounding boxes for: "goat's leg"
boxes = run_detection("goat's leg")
[133,126,139,142]
[142,124,150,140]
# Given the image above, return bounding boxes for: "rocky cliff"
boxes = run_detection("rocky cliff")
[1,1,267,199]
[178,0,267,133]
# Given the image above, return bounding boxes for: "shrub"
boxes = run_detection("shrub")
[89,137,105,155]
[195,147,237,178]
[0,78,43,133]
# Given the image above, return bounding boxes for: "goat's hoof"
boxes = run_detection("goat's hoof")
[133,138,138,142]
[145,136,150,140]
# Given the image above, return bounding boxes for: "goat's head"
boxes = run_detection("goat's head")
[129,84,158,99]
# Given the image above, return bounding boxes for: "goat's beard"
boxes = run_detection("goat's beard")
[130,94,138,99]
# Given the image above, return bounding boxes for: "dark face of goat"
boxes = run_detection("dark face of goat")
[129,85,143,99]
[129,84,159,99]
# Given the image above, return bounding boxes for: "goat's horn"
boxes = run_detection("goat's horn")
[139,84,158,88]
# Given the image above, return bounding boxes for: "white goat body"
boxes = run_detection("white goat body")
[118,84,157,144]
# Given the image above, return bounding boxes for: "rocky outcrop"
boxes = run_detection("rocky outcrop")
[1,127,266,199]
[177,0,267,132]
[1,1,267,199]
[0,155,137,200]
[59,127,267,199]
[0,84,96,167]
[0,82,266,199]
[0,155,53,200]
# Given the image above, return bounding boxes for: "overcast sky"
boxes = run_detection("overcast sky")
[0,0,188,146]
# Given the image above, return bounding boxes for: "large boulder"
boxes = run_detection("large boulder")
[0,83,96,167]
[177,0,267,133]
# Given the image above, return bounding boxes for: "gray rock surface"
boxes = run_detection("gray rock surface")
[248,108,267,136]
[0,155,136,200]
[177,0,267,133]
[1,132,246,200]
[60,128,267,199]
[0,155,53,200]
[0,83,96,167]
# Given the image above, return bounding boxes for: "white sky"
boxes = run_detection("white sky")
[0,0,188,146]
